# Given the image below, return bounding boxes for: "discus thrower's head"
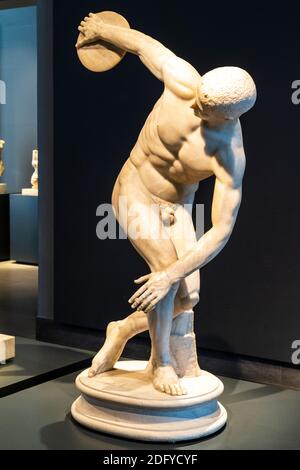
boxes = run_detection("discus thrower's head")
[196,66,257,122]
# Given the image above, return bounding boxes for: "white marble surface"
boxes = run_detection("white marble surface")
[0,334,15,363]
[72,361,227,442]
[21,188,38,196]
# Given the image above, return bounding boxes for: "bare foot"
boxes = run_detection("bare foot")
[88,322,127,378]
[144,354,154,377]
[153,365,187,396]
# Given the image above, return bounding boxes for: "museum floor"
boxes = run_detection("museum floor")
[0,337,299,450]
[0,262,299,450]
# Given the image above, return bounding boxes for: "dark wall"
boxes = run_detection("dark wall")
[37,0,53,321]
[47,0,300,364]
[0,6,37,193]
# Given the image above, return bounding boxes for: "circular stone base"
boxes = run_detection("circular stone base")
[71,361,227,443]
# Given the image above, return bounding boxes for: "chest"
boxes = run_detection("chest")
[157,104,216,177]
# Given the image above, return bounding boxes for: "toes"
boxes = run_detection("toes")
[160,384,185,396]
[177,384,185,396]
[181,386,188,395]
[88,367,96,378]
[172,384,181,397]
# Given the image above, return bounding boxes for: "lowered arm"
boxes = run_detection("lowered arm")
[166,137,246,282]
[129,138,246,313]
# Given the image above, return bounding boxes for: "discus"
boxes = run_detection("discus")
[76,11,130,73]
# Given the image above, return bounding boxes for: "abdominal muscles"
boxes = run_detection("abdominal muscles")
[129,128,212,204]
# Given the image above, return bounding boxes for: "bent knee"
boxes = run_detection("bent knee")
[189,291,200,308]
[177,291,200,312]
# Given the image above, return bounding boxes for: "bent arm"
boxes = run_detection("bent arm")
[167,180,242,282]
[100,25,174,80]
[78,15,199,92]
[166,140,246,282]
[78,15,174,79]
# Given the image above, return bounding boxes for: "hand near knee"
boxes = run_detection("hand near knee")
[129,271,178,314]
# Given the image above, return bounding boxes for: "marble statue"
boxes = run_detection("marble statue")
[0,140,5,177]
[0,140,7,194]
[72,11,256,441]
[22,149,38,196]
[31,149,38,191]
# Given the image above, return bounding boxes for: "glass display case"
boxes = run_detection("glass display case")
[0,4,38,359]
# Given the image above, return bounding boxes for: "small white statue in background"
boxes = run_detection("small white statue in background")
[0,140,7,195]
[0,140,5,177]
[31,149,38,191]
[22,149,38,196]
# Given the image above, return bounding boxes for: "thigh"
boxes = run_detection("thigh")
[167,203,200,300]
[112,164,178,272]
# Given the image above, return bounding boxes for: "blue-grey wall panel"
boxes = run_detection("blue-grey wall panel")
[0,6,37,193]
[0,193,9,260]
[10,194,38,264]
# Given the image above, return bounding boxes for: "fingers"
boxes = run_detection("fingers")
[76,36,89,49]
[137,293,157,312]
[129,283,149,305]
[131,288,152,309]
[134,274,151,285]
[144,300,158,314]
[76,39,89,49]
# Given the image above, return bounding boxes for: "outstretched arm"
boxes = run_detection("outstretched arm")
[77,13,199,92]
[77,13,174,80]
[166,157,244,281]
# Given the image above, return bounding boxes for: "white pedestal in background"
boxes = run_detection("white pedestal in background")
[22,188,38,196]
[0,334,15,364]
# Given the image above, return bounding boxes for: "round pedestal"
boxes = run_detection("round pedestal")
[71,361,227,443]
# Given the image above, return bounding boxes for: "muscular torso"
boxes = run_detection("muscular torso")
[128,90,219,203]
